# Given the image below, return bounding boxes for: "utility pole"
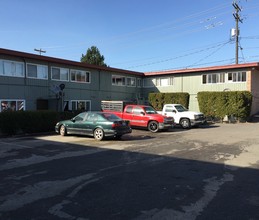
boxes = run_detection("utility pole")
[34,48,46,55]
[232,1,243,64]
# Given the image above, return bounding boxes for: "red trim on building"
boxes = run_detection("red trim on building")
[144,63,259,76]
[2,48,259,77]
[0,48,144,76]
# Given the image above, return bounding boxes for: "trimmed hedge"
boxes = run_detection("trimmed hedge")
[148,92,190,110]
[197,91,252,121]
[0,110,75,136]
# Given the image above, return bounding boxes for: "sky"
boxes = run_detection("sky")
[1,0,259,72]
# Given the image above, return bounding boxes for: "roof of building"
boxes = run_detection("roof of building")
[0,48,144,76]
[2,48,259,77]
[144,62,259,76]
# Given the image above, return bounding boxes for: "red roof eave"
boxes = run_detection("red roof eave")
[144,63,259,76]
[0,48,144,76]
[2,48,259,77]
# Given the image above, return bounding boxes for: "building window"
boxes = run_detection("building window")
[0,100,25,112]
[64,100,91,111]
[27,63,48,79]
[51,67,69,81]
[228,71,246,82]
[137,78,142,87]
[202,73,225,84]
[112,75,126,86]
[126,77,136,87]
[157,77,173,87]
[70,69,90,83]
[0,60,24,77]
[143,78,155,88]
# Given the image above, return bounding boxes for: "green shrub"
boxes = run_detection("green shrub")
[0,111,75,136]
[197,91,252,121]
[148,92,190,110]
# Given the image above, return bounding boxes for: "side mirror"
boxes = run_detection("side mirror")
[141,111,145,115]
[71,119,75,123]
[172,110,176,113]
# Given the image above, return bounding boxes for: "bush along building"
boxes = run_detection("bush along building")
[1,48,259,119]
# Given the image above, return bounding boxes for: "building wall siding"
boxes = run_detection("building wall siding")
[142,71,250,112]
[1,50,259,115]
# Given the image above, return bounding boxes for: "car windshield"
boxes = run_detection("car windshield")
[143,106,157,114]
[175,105,188,112]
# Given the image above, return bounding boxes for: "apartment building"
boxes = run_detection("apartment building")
[1,48,259,115]
[144,63,259,115]
[0,48,144,112]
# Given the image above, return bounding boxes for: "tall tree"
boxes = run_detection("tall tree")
[81,46,107,67]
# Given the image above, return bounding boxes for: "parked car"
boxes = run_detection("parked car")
[55,111,132,141]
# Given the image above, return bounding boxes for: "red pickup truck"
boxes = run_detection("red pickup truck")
[101,101,174,132]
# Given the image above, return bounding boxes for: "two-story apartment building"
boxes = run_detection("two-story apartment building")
[143,64,259,115]
[0,48,144,112]
[1,48,259,115]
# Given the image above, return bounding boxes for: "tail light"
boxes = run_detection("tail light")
[112,121,121,128]
[112,121,128,128]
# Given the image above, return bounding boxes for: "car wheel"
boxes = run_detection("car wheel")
[94,128,104,141]
[60,125,67,136]
[180,118,191,129]
[148,121,159,133]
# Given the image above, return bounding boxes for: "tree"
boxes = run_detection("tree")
[81,46,107,67]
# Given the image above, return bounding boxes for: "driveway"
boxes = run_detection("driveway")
[0,123,259,219]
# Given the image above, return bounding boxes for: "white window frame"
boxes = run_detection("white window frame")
[227,71,246,82]
[112,75,126,86]
[143,78,155,88]
[156,77,173,87]
[0,59,24,77]
[126,77,136,87]
[137,78,142,88]
[0,99,25,112]
[202,73,225,84]
[51,67,69,81]
[26,63,48,79]
[67,100,91,111]
[70,69,90,83]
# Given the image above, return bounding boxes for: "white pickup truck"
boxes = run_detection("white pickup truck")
[157,104,205,129]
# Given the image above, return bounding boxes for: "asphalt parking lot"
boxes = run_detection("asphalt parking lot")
[1,123,259,220]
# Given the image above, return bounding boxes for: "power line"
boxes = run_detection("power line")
[187,40,231,68]
[148,58,237,73]
[126,40,232,69]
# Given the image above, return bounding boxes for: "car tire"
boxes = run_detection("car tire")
[60,125,67,136]
[94,128,104,141]
[180,118,191,129]
[148,121,159,133]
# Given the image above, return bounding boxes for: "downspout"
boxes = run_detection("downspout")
[22,57,27,109]
[181,75,183,92]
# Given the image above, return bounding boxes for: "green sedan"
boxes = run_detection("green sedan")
[55,112,132,141]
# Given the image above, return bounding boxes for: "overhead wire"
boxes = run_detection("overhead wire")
[126,40,232,69]
[40,1,259,71]
[43,2,231,52]
[124,1,259,71]
[186,40,232,68]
